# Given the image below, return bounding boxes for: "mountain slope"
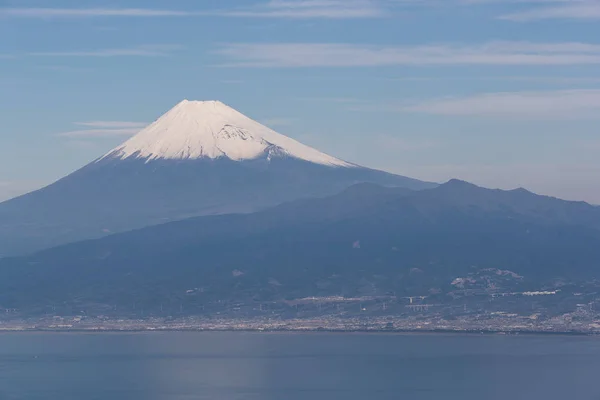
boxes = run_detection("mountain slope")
[2,180,600,315]
[0,100,433,256]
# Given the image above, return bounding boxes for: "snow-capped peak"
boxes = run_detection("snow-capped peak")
[101,100,352,167]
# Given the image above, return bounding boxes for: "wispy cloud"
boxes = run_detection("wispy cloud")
[216,41,600,67]
[0,8,194,18]
[29,44,182,57]
[56,121,146,138]
[456,0,600,21]
[56,128,141,138]
[388,75,600,84]
[8,1,600,23]
[222,0,388,18]
[1,1,387,20]
[500,3,600,21]
[403,89,600,118]
[74,121,147,128]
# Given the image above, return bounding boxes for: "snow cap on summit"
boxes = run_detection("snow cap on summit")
[102,100,351,167]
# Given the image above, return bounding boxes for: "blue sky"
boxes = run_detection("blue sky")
[2,0,600,202]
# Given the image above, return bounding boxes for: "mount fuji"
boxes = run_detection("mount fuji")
[0,100,433,256]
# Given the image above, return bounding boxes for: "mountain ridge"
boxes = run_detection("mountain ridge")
[0,100,434,256]
[2,180,600,315]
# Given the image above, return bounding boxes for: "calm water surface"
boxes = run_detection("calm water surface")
[0,332,599,400]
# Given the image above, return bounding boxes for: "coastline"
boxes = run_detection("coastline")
[2,313,598,336]
[0,327,598,337]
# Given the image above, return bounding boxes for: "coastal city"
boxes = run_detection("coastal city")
[2,285,598,334]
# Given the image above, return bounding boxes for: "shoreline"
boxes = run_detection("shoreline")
[0,327,598,337]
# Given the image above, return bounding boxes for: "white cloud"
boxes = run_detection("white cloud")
[55,121,146,138]
[74,121,147,128]
[456,0,600,21]
[403,89,600,118]
[56,128,141,138]
[223,0,387,18]
[0,8,193,18]
[0,1,387,20]
[7,1,600,22]
[386,75,600,84]
[500,3,600,21]
[216,41,600,67]
[29,44,182,57]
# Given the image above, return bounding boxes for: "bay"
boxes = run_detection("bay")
[0,332,599,400]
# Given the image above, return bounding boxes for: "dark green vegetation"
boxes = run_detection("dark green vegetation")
[1,180,599,316]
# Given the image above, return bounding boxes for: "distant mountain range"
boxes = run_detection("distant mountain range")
[0,100,432,256]
[2,179,600,315]
[2,100,599,318]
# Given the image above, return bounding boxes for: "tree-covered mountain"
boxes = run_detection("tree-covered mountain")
[1,180,599,316]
